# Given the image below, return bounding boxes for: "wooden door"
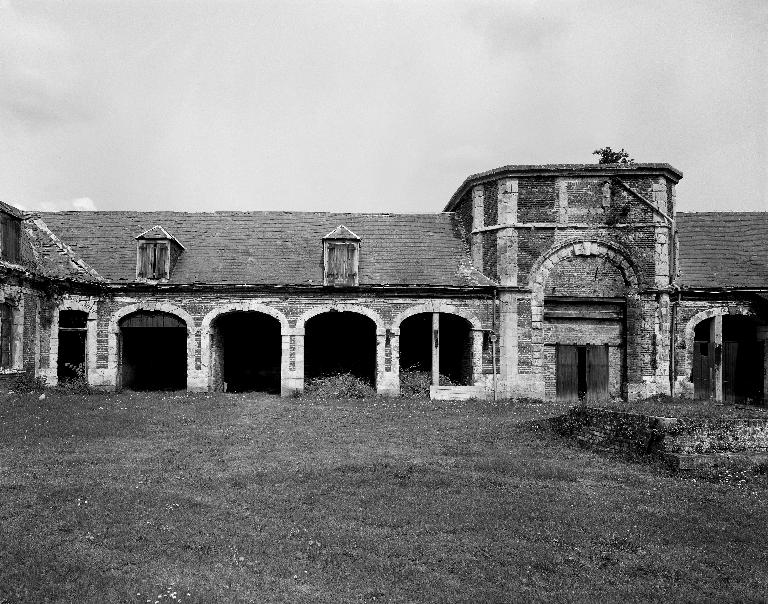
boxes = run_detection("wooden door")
[586,344,609,401]
[556,344,579,402]
[692,342,712,399]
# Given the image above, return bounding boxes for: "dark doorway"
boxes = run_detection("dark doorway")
[398,313,473,386]
[556,344,609,402]
[692,316,765,404]
[304,311,376,385]
[211,312,281,393]
[58,310,88,382]
[438,314,472,385]
[399,313,432,375]
[723,317,764,403]
[119,311,187,391]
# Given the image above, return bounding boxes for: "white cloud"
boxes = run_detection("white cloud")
[33,197,97,212]
[71,197,96,211]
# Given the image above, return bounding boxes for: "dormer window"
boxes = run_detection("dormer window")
[323,225,360,287]
[0,206,22,263]
[135,226,184,282]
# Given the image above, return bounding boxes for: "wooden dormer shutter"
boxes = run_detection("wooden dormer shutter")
[323,226,360,287]
[135,226,184,282]
[0,213,21,263]
[326,242,357,286]
[155,243,169,279]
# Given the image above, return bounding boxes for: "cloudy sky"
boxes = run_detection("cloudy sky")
[0,0,765,213]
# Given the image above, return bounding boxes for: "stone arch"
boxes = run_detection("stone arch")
[48,297,98,386]
[681,306,758,380]
[391,302,484,388]
[108,302,196,389]
[529,240,639,323]
[529,239,639,293]
[295,304,385,335]
[201,302,288,340]
[390,301,482,335]
[299,304,383,387]
[200,302,289,392]
[527,240,641,395]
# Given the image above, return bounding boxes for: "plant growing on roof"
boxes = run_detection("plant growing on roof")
[593,147,635,165]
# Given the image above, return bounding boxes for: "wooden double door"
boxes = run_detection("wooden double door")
[556,344,609,402]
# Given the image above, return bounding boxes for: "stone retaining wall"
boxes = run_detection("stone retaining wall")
[552,406,768,474]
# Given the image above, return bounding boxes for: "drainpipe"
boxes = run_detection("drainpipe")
[491,287,498,403]
[669,290,680,396]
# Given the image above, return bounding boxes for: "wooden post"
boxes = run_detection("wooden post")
[432,312,440,386]
[711,315,723,402]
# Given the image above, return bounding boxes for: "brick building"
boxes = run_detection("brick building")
[1,163,766,403]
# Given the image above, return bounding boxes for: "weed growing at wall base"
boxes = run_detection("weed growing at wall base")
[302,372,376,401]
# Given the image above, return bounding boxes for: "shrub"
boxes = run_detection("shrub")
[9,371,47,393]
[303,373,376,400]
[399,367,456,398]
[399,369,432,398]
[56,363,92,395]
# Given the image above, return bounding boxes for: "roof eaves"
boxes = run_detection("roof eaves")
[0,200,26,220]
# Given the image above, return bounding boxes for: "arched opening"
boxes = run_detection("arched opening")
[118,311,187,391]
[693,315,765,404]
[399,312,472,386]
[541,253,629,402]
[209,311,281,393]
[58,310,88,382]
[304,311,376,385]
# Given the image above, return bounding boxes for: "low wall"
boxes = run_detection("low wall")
[430,385,486,401]
[552,406,768,474]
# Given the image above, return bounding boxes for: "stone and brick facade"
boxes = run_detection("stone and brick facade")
[1,164,766,403]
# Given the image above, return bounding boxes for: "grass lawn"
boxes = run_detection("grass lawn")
[1,391,767,603]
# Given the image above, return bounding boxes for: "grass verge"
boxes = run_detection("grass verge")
[0,391,766,602]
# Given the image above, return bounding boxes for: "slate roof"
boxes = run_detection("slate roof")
[677,212,768,289]
[4,218,102,282]
[38,211,491,287]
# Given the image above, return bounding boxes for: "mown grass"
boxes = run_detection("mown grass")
[1,391,767,603]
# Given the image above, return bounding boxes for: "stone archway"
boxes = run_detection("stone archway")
[200,302,289,393]
[680,307,764,402]
[108,302,196,390]
[48,297,98,386]
[527,240,641,400]
[392,302,484,392]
